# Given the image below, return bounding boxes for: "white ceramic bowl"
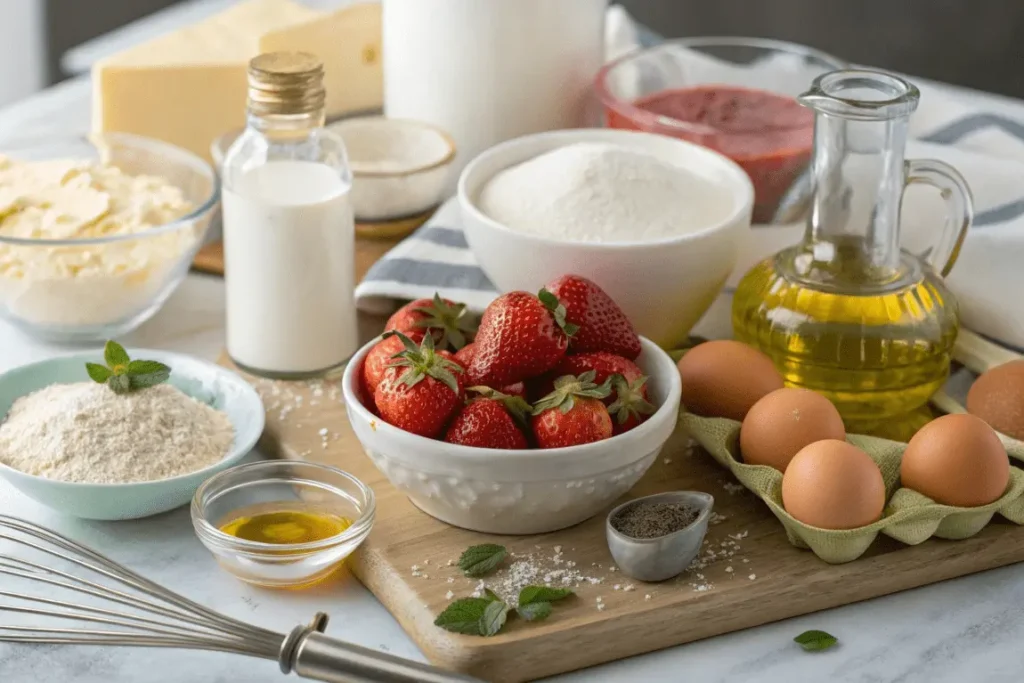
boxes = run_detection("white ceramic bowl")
[342,336,681,535]
[458,128,754,350]
[0,350,264,520]
[333,116,456,222]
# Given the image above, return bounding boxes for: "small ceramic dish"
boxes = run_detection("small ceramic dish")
[335,116,456,224]
[343,336,681,535]
[191,461,375,588]
[606,491,715,582]
[0,350,264,520]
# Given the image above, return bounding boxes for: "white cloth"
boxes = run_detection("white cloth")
[355,7,1024,349]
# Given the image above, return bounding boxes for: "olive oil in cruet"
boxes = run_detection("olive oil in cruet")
[732,69,974,439]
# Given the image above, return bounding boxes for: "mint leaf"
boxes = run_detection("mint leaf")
[107,374,131,395]
[434,598,491,635]
[129,371,171,390]
[458,544,507,577]
[482,588,502,603]
[480,600,509,637]
[515,601,552,622]
[127,359,170,375]
[103,340,130,371]
[85,362,112,384]
[794,630,838,652]
[517,586,573,607]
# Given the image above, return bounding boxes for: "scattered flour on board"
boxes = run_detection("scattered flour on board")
[478,142,735,243]
[0,382,234,484]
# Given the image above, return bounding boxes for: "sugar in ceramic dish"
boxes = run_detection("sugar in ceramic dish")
[332,116,455,222]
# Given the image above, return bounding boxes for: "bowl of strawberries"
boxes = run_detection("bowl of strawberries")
[342,275,682,535]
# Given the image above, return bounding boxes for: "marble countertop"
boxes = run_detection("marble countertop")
[4,278,1024,683]
[5,14,1024,681]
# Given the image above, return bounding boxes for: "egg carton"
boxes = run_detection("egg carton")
[679,411,1024,564]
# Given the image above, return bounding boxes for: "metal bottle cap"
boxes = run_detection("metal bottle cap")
[247,51,326,116]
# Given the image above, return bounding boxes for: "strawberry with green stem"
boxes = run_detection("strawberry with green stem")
[607,374,656,434]
[469,289,577,387]
[374,332,464,438]
[531,371,613,448]
[544,275,641,360]
[444,387,532,449]
[385,293,477,351]
[453,343,526,398]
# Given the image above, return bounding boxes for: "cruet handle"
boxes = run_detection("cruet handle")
[904,159,974,277]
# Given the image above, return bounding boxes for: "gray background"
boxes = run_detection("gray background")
[42,0,1024,98]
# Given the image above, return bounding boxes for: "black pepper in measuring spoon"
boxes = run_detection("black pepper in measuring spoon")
[611,501,699,539]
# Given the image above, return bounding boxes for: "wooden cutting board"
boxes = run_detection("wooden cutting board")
[219,356,1024,682]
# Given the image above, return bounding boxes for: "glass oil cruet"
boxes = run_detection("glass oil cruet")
[732,69,973,439]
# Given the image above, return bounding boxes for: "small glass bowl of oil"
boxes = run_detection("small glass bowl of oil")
[191,461,375,589]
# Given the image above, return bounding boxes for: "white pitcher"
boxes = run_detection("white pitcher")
[382,0,608,192]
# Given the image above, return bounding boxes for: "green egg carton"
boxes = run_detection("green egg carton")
[679,412,1024,564]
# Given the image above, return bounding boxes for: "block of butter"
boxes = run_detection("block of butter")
[92,0,383,162]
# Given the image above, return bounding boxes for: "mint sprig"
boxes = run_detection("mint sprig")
[458,543,507,577]
[434,583,575,636]
[86,341,170,395]
[794,630,838,652]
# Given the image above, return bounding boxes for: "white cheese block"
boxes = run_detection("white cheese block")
[92,0,384,162]
[260,2,383,119]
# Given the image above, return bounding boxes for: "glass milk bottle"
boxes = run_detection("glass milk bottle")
[222,52,358,378]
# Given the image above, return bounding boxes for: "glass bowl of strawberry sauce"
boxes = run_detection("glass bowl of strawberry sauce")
[595,37,846,223]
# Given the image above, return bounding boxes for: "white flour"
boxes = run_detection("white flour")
[0,382,234,484]
[478,142,735,243]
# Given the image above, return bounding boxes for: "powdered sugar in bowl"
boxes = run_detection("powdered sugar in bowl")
[0,349,264,520]
[459,128,754,350]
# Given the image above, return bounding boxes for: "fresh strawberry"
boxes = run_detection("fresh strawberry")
[362,329,426,398]
[444,387,531,449]
[469,289,576,386]
[452,342,525,397]
[374,333,464,438]
[500,381,527,399]
[607,374,656,435]
[554,352,645,405]
[530,371,613,448]
[385,293,476,350]
[544,275,640,359]
[453,342,477,369]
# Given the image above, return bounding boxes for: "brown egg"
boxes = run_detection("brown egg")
[677,340,784,421]
[740,388,846,472]
[966,360,1024,441]
[900,413,1009,507]
[782,440,886,529]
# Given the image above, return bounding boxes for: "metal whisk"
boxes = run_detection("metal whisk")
[0,516,480,682]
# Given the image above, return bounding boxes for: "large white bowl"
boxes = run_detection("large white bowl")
[0,350,264,520]
[342,336,681,535]
[458,128,754,350]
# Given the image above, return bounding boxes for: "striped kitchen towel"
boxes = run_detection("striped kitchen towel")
[355,199,496,316]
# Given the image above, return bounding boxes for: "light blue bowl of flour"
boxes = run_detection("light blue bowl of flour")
[0,349,264,520]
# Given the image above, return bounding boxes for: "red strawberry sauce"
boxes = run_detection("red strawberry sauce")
[604,85,814,223]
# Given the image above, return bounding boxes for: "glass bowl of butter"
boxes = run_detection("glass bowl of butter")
[191,460,376,589]
[0,132,218,342]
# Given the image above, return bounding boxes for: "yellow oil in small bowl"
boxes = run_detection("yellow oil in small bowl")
[220,510,352,545]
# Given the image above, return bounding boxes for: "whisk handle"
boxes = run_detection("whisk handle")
[291,632,483,683]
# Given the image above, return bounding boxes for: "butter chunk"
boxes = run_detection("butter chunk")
[91,0,321,161]
[91,0,385,163]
